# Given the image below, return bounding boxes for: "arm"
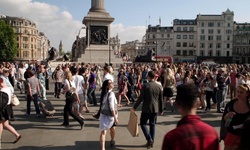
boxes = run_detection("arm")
[133,84,145,110]
[109,92,118,124]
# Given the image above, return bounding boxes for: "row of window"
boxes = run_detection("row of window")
[176,27,194,32]
[175,50,223,56]
[176,42,231,49]
[199,22,231,27]
[16,37,37,43]
[200,29,232,34]
[14,28,38,35]
[17,43,37,49]
[176,42,194,47]
[176,35,194,39]
[11,21,34,27]
[147,34,171,39]
[176,50,195,56]
[200,35,231,41]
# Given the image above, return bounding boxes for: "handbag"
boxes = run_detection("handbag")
[65,79,76,102]
[100,92,113,116]
[11,95,20,106]
[127,109,139,137]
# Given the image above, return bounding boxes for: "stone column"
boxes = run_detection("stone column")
[90,0,106,12]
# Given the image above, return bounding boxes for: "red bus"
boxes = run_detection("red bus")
[155,56,173,63]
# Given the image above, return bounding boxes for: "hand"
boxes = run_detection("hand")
[130,108,135,112]
[158,112,164,115]
[114,118,119,125]
[225,111,236,120]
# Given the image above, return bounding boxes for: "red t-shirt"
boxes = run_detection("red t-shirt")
[162,115,220,150]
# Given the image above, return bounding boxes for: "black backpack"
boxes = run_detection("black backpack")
[0,91,9,111]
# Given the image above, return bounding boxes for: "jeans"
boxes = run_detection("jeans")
[87,87,97,105]
[26,94,40,115]
[216,89,226,112]
[55,82,62,97]
[40,84,47,100]
[205,91,213,110]
[140,112,157,142]
[63,100,83,125]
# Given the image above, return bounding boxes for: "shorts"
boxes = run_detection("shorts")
[163,87,174,97]
[78,93,86,106]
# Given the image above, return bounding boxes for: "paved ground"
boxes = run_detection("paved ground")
[2,80,226,150]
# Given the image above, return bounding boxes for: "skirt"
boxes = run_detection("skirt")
[163,87,173,97]
[224,132,241,148]
[0,105,11,121]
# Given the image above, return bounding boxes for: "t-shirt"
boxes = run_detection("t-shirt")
[0,87,11,105]
[27,77,39,95]
[72,75,85,94]
[103,73,114,82]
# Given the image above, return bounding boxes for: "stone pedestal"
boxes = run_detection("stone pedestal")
[77,0,122,65]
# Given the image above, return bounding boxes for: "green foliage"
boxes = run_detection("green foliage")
[0,20,18,61]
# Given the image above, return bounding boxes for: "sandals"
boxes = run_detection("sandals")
[13,135,21,144]
[110,140,115,147]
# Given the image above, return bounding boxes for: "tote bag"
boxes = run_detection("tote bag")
[127,109,139,137]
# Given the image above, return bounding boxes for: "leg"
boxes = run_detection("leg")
[100,130,107,150]
[63,103,70,125]
[33,94,41,115]
[26,95,31,114]
[140,112,151,141]
[91,88,97,105]
[149,113,157,142]
[2,120,20,140]
[216,90,223,112]
[68,104,84,128]
[87,87,93,104]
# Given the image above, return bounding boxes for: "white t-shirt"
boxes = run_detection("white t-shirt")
[175,73,183,86]
[103,73,114,82]
[0,87,11,105]
[64,79,76,89]
[18,68,26,80]
[72,75,85,94]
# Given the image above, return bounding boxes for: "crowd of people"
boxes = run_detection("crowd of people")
[0,61,250,149]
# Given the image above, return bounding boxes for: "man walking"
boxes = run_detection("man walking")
[162,83,219,150]
[131,71,163,149]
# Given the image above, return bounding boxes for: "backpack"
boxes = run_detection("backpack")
[0,91,9,111]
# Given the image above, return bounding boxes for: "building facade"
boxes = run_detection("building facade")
[121,40,144,62]
[173,19,197,62]
[0,15,50,62]
[233,23,250,63]
[196,9,234,63]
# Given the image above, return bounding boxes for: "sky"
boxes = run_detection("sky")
[1,0,250,52]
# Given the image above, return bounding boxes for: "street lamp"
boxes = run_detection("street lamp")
[153,41,158,61]
[31,49,34,63]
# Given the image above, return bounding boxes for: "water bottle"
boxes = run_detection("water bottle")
[225,117,232,127]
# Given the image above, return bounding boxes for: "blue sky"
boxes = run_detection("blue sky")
[1,0,250,52]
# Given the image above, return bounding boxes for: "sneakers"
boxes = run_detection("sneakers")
[146,140,154,149]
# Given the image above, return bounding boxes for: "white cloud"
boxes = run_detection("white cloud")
[0,0,146,53]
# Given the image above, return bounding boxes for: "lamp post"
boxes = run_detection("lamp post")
[153,41,158,61]
[31,49,34,63]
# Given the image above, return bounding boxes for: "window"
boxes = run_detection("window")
[227,23,230,27]
[147,35,150,39]
[153,34,155,38]
[183,21,187,25]
[23,44,28,49]
[201,22,204,27]
[216,36,221,40]
[189,27,194,31]
[218,22,221,27]
[208,36,213,41]
[183,35,187,39]
[16,37,19,41]
[208,50,213,56]
[227,36,230,40]
[217,29,221,34]
[189,35,194,39]
[200,35,205,40]
[176,50,181,55]
[189,50,193,56]
[201,29,205,34]
[201,50,204,56]
[200,43,205,48]
[209,43,213,48]
[189,42,194,47]
[227,44,230,48]
[216,50,220,56]
[226,30,232,34]
[31,38,33,42]
[161,34,164,38]
[177,35,181,39]
[227,51,230,56]
[183,50,187,56]
[177,27,181,31]
[23,51,29,57]
[208,22,214,27]
[176,42,181,47]
[183,42,187,47]
[216,43,221,48]
[183,27,187,31]
[167,34,170,38]
[208,29,213,34]
[17,43,19,48]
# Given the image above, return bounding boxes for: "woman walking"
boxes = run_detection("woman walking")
[99,79,118,150]
[0,78,21,143]
[61,71,84,129]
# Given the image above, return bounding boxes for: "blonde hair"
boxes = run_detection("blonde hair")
[65,71,73,81]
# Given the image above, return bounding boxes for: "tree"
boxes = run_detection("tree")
[0,20,18,61]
